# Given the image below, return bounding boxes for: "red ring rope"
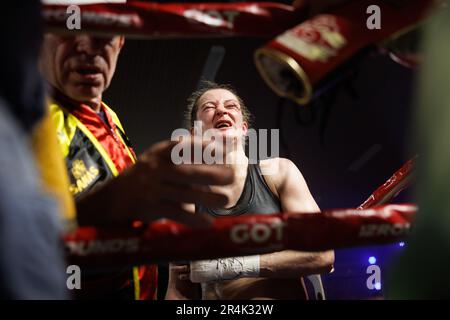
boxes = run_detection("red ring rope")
[64,203,415,267]
[43,2,303,38]
[358,156,416,210]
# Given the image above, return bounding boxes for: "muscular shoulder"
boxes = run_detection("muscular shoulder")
[259,157,304,194]
[261,158,319,213]
[260,157,299,177]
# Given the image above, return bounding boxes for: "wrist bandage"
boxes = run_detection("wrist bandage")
[190,255,260,283]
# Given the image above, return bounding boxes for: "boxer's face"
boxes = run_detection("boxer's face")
[195,89,248,141]
[39,34,124,105]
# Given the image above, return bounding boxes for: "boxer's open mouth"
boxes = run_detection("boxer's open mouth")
[214,120,233,129]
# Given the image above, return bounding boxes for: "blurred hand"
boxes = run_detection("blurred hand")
[135,140,233,225]
[77,139,233,227]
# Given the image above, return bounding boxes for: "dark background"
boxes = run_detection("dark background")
[103,33,417,299]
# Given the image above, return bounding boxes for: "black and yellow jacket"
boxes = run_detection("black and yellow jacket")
[49,96,157,300]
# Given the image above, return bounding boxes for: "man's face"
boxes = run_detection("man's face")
[39,33,124,105]
[195,89,248,141]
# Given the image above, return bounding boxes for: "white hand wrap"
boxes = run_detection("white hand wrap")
[190,255,260,283]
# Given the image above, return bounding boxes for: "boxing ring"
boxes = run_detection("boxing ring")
[41,1,436,299]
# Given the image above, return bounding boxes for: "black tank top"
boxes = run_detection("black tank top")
[196,161,282,216]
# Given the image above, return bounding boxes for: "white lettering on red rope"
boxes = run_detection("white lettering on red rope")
[359,223,410,238]
[184,9,240,30]
[230,221,284,244]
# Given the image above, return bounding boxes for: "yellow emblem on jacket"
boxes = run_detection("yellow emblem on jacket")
[69,159,100,195]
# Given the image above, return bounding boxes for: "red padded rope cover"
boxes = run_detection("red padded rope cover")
[43,2,304,38]
[64,204,415,266]
[359,157,416,210]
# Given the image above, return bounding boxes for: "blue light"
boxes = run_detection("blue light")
[399,242,405,247]
[368,256,377,264]
[374,282,382,290]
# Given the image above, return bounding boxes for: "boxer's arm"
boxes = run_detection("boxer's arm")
[258,158,334,278]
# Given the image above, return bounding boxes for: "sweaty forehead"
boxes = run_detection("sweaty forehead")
[198,89,238,106]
